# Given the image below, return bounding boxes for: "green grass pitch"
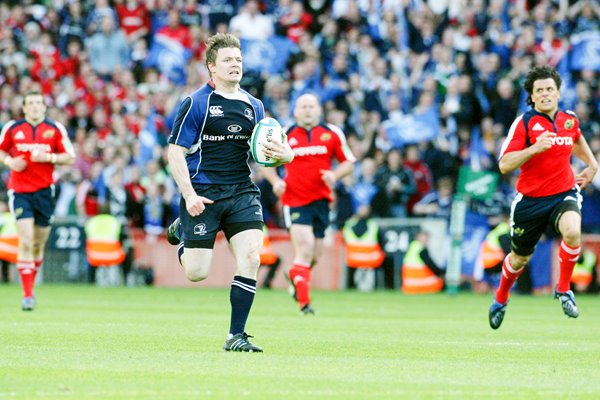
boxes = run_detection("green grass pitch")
[1,284,600,399]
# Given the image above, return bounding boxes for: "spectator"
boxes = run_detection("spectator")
[203,0,237,31]
[229,0,274,40]
[567,0,600,34]
[492,77,520,133]
[402,230,445,294]
[58,0,86,56]
[350,157,379,214]
[413,176,454,221]
[156,9,192,49]
[342,204,385,291]
[277,1,314,43]
[374,148,417,218]
[86,0,119,35]
[85,16,130,79]
[404,144,433,215]
[124,164,146,228]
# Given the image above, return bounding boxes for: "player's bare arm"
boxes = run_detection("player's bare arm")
[499,131,556,174]
[320,160,354,189]
[259,165,286,196]
[0,150,26,172]
[573,135,599,189]
[30,150,74,165]
[167,143,214,216]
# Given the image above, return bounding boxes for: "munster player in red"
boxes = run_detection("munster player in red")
[261,93,355,314]
[489,66,598,329]
[0,91,75,311]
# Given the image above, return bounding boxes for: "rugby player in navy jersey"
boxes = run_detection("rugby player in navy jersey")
[489,66,598,329]
[0,91,75,311]
[166,33,294,352]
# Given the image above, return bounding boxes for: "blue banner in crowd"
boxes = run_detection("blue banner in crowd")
[144,34,191,85]
[460,211,489,277]
[528,239,552,289]
[570,31,600,71]
[382,106,441,147]
[240,36,298,74]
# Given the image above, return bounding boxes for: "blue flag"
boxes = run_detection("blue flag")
[570,31,600,71]
[240,36,298,74]
[382,106,441,147]
[144,33,192,86]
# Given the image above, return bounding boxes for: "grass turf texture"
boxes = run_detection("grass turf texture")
[1,285,600,399]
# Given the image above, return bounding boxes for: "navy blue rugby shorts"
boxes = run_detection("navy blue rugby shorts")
[510,187,581,256]
[180,181,263,249]
[8,186,56,227]
[283,199,330,238]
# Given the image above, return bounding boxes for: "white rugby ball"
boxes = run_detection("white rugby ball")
[250,117,284,167]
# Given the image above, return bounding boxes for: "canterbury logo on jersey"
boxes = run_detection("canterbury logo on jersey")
[293,145,328,156]
[16,143,52,153]
[209,106,224,116]
[15,131,25,139]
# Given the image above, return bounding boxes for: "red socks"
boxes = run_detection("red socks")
[34,258,43,281]
[18,260,35,298]
[557,241,580,293]
[289,263,311,308]
[495,255,524,305]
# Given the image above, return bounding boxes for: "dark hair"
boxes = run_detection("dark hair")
[523,66,561,107]
[205,33,241,72]
[22,91,44,106]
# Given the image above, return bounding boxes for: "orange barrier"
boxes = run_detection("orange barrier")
[131,228,344,289]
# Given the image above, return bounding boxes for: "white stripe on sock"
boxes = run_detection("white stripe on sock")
[560,242,581,255]
[504,258,520,275]
[232,281,256,294]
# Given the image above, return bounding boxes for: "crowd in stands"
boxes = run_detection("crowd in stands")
[1,0,599,244]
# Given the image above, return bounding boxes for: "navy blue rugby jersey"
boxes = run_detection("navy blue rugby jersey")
[168,83,265,185]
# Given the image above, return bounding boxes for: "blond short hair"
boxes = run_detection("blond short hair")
[205,33,241,70]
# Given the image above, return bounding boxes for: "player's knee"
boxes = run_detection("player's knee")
[236,250,260,278]
[244,250,261,271]
[511,253,530,270]
[561,228,581,247]
[185,265,209,282]
[19,240,34,254]
[296,243,314,262]
[32,243,42,255]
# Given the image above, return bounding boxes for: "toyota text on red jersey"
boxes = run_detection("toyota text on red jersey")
[498,109,581,197]
[0,119,75,193]
[282,123,356,207]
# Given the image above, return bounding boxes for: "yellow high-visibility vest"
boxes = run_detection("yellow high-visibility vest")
[0,212,18,263]
[85,214,126,267]
[571,250,597,286]
[342,218,385,269]
[480,222,509,269]
[402,239,443,294]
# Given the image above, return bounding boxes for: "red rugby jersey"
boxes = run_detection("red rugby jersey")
[0,119,75,193]
[282,122,355,207]
[498,109,581,197]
